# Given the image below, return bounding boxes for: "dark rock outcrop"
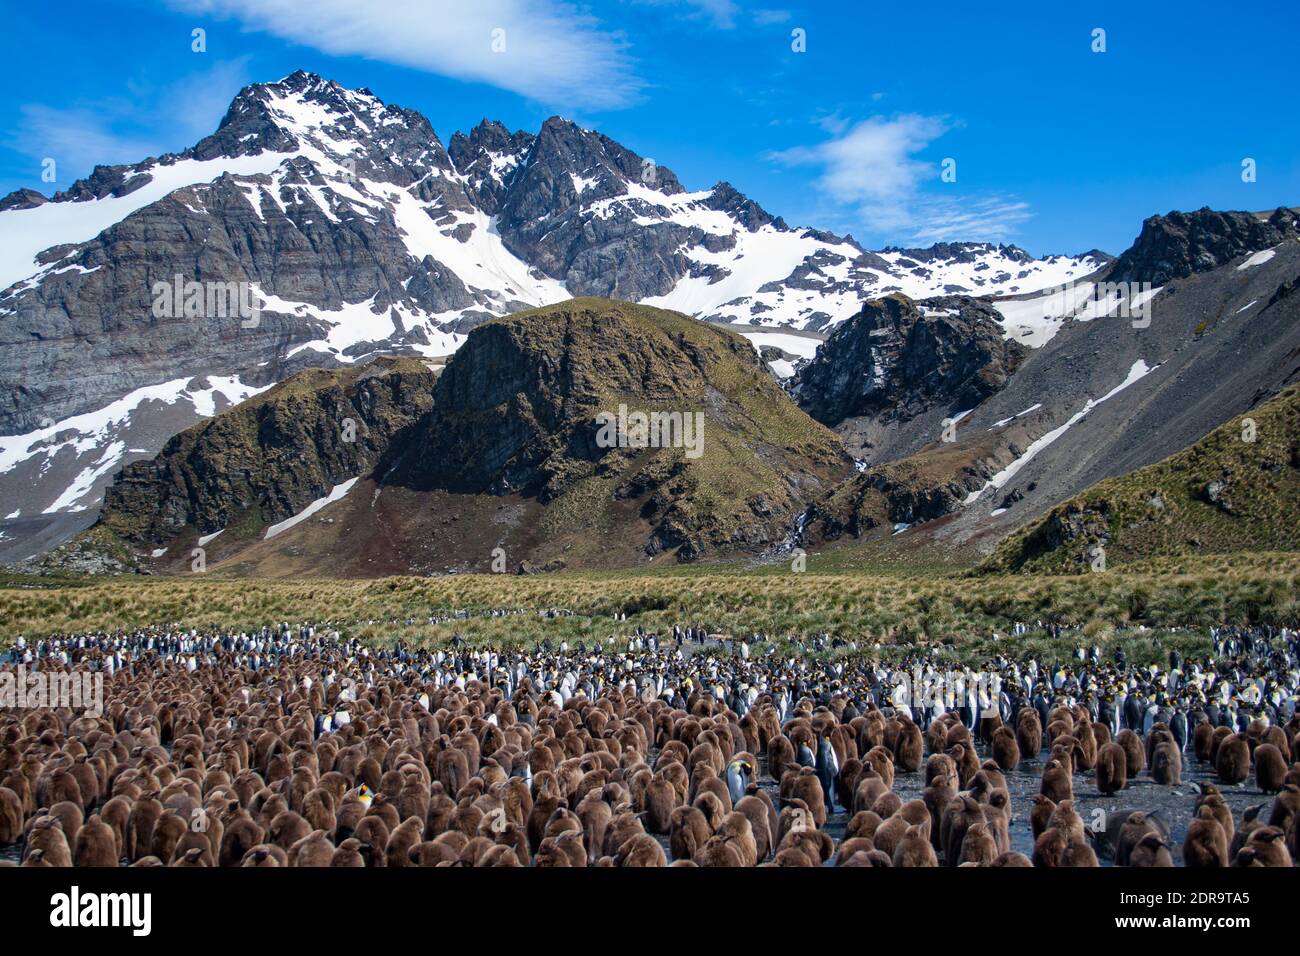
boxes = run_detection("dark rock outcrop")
[1105,207,1298,285]
[793,294,1027,428]
[100,357,435,543]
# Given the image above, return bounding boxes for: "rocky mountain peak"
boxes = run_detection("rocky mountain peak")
[794,294,1027,428]
[1105,206,1299,285]
[702,181,781,232]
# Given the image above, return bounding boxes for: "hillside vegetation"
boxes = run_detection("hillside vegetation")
[983,385,1300,573]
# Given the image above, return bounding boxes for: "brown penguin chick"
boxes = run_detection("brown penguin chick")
[1254,743,1286,793]
[733,795,774,862]
[779,767,827,827]
[1129,832,1173,867]
[1151,741,1182,785]
[47,801,84,846]
[1096,741,1128,796]
[946,743,980,788]
[1208,725,1232,765]
[1195,792,1236,847]
[1071,721,1098,772]
[575,796,612,864]
[1262,725,1291,762]
[871,810,919,859]
[941,795,983,866]
[289,829,336,868]
[1215,733,1251,785]
[240,845,284,867]
[1062,838,1099,867]
[693,834,745,867]
[893,718,924,772]
[99,795,132,860]
[330,837,368,867]
[776,824,835,866]
[352,816,390,866]
[219,809,265,868]
[1115,729,1145,777]
[170,830,215,867]
[668,805,712,863]
[1193,721,1216,763]
[1040,759,1073,804]
[871,790,903,820]
[892,823,938,867]
[957,821,999,866]
[766,735,796,782]
[863,746,895,790]
[1049,799,1088,846]
[1016,710,1043,760]
[924,753,957,787]
[74,815,119,867]
[1182,806,1229,867]
[833,837,877,865]
[24,816,71,867]
[988,851,1033,867]
[618,833,667,867]
[642,776,678,835]
[172,846,211,867]
[981,788,1012,853]
[1267,783,1300,833]
[0,787,22,845]
[1233,826,1292,867]
[297,788,334,836]
[1032,828,1067,867]
[991,726,1020,772]
[1115,811,1169,866]
[925,716,950,756]
[835,758,864,812]
[147,811,188,865]
[844,810,883,844]
[268,810,311,851]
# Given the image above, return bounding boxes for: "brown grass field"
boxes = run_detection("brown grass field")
[2,549,1296,664]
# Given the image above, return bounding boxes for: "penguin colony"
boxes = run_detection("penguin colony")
[1,623,1297,867]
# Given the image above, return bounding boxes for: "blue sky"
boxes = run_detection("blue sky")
[1,0,1295,256]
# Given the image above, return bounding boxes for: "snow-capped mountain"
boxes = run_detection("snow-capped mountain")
[0,70,1103,553]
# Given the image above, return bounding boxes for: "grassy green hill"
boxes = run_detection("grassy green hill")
[982,384,1300,574]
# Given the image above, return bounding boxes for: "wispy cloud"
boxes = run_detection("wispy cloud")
[769,114,1031,243]
[168,0,641,110]
[633,0,740,29]
[10,59,253,181]
[634,1,791,29]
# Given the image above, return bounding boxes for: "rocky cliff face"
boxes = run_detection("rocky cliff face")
[84,299,853,573]
[392,298,854,562]
[1105,206,1298,285]
[793,294,1027,429]
[99,356,434,545]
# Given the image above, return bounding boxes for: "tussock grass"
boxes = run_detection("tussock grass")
[2,552,1296,652]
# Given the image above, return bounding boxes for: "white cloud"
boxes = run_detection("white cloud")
[770,114,948,205]
[168,0,641,110]
[10,59,253,182]
[905,196,1033,244]
[769,114,1032,244]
